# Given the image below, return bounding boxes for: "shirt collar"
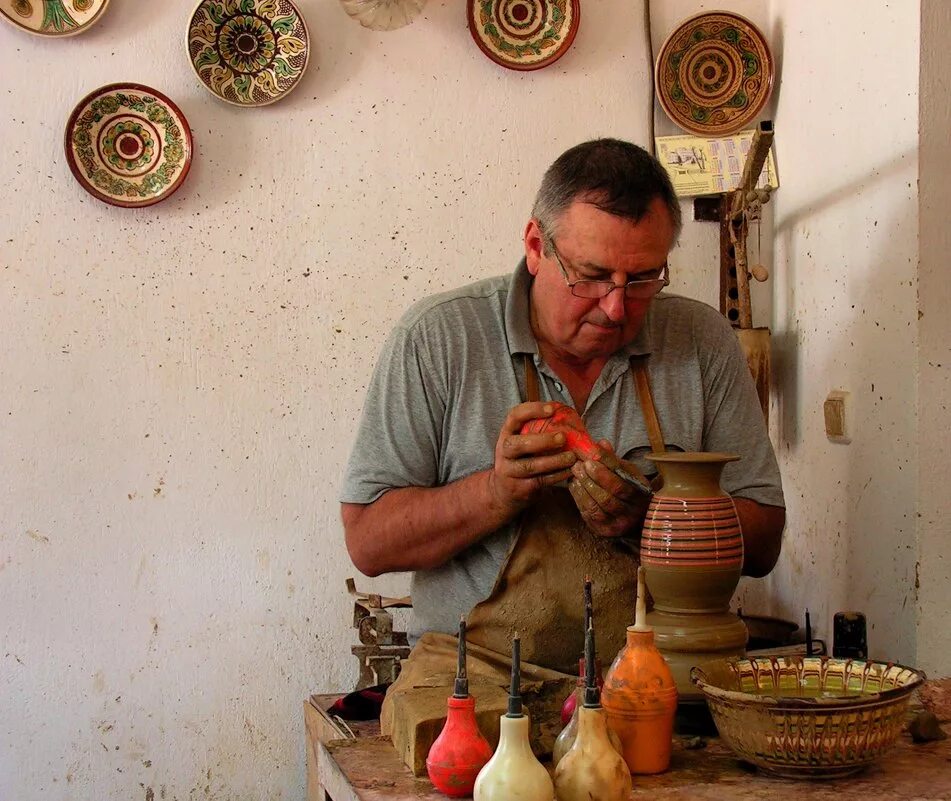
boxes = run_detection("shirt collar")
[504,258,656,358]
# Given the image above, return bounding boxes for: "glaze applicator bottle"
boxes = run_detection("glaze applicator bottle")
[426,619,493,797]
[553,578,621,767]
[601,565,678,774]
[473,635,554,801]
[554,621,632,801]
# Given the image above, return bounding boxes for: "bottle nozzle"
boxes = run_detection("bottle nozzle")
[507,634,522,717]
[632,566,652,632]
[453,617,469,698]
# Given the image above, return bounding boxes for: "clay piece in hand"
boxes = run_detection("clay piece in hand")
[520,403,603,463]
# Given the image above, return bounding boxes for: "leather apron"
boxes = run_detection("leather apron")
[381,355,667,732]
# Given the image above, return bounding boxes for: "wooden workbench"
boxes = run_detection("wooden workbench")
[305,682,951,801]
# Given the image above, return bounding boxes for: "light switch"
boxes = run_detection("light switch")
[824,390,851,444]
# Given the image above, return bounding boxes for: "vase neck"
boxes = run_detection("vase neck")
[653,457,731,497]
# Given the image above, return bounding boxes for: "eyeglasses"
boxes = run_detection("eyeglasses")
[548,238,669,300]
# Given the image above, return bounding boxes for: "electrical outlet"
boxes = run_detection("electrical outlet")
[824,390,851,444]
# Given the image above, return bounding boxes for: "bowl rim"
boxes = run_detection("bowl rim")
[690,655,927,709]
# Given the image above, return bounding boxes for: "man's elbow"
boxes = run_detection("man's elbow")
[743,549,780,579]
[345,528,385,578]
[743,507,785,578]
[342,503,385,577]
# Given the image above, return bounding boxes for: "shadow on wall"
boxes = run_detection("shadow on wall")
[772,148,916,446]
[765,151,918,664]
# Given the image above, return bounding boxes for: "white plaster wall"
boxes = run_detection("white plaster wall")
[0,1,933,799]
[917,0,951,678]
[0,2,659,799]
[765,0,920,662]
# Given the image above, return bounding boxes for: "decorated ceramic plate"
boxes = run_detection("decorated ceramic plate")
[655,11,773,136]
[339,0,426,31]
[64,83,193,209]
[187,0,310,107]
[0,0,110,37]
[467,0,580,72]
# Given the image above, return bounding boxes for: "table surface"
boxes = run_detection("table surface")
[312,680,951,801]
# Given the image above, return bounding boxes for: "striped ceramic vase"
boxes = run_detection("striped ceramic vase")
[639,452,748,701]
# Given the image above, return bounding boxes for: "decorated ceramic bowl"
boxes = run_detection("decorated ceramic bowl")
[339,0,426,31]
[64,83,193,208]
[187,0,310,107]
[0,0,110,37]
[467,0,580,72]
[655,11,773,136]
[691,655,926,779]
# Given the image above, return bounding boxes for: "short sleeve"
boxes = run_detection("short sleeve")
[697,311,785,508]
[339,322,447,504]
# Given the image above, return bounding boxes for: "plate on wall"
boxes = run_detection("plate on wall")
[64,83,193,208]
[467,0,580,72]
[187,0,310,107]
[339,0,426,31]
[0,0,110,37]
[655,11,773,136]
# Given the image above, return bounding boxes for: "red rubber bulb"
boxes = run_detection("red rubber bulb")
[560,657,606,725]
[561,689,577,726]
[426,695,493,797]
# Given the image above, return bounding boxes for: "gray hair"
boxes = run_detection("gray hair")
[531,139,682,252]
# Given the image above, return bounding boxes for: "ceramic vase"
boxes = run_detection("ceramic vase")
[640,452,748,701]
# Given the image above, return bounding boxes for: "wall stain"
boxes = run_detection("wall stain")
[26,529,50,544]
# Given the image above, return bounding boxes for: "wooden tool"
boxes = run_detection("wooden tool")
[719,120,775,422]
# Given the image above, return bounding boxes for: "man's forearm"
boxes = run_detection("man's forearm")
[342,470,518,577]
[734,497,785,578]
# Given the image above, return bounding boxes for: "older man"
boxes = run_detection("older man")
[341,139,784,676]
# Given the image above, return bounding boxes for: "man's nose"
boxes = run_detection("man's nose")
[600,286,627,322]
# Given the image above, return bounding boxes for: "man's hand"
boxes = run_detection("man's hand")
[568,439,651,538]
[487,402,578,517]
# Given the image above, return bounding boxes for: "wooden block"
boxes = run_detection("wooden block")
[385,678,574,777]
[305,697,343,801]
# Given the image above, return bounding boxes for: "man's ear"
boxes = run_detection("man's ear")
[524,218,545,276]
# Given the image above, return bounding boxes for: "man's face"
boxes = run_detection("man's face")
[525,196,676,364]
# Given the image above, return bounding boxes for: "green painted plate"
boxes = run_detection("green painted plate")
[467,0,580,72]
[656,11,774,136]
[187,0,310,107]
[0,0,110,37]
[64,83,194,208]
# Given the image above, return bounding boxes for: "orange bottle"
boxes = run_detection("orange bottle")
[601,566,678,774]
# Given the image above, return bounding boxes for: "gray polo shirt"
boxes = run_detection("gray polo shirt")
[340,260,784,639]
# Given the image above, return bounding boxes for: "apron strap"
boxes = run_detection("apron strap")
[523,354,540,403]
[630,356,666,454]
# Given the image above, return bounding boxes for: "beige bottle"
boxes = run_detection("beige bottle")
[553,686,624,767]
[473,636,554,801]
[554,624,632,801]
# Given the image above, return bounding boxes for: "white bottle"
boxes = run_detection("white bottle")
[473,712,554,801]
[474,635,554,801]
